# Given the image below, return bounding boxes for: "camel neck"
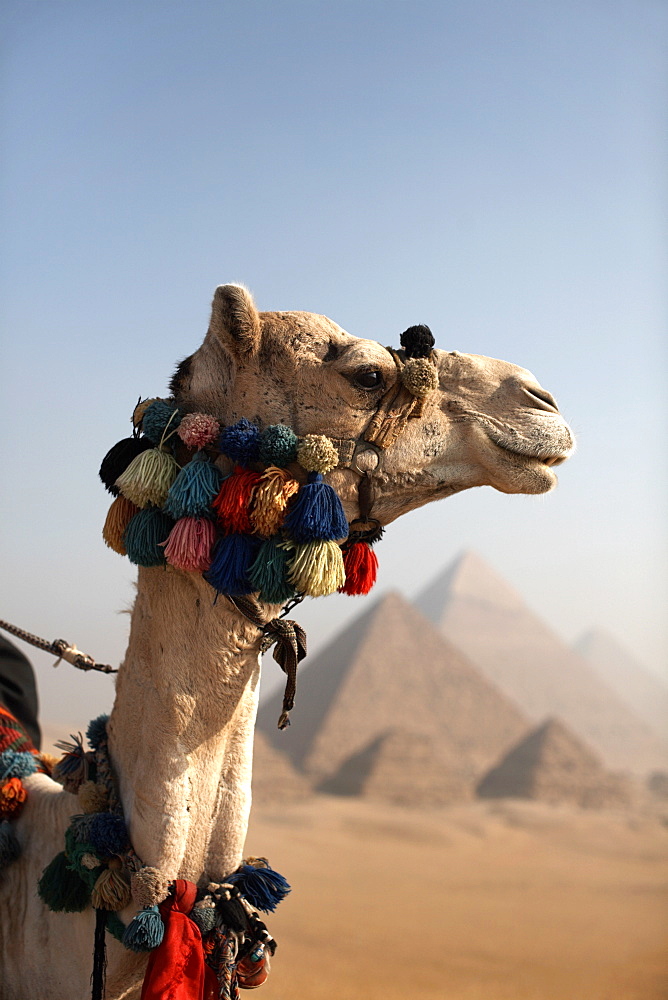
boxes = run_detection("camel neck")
[107,567,263,883]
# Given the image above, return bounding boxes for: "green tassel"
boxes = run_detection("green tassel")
[38,851,91,912]
[248,538,296,604]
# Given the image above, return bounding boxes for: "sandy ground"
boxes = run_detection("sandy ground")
[245,795,668,1000]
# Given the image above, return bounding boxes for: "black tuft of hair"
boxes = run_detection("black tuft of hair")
[399,325,435,359]
[169,355,193,397]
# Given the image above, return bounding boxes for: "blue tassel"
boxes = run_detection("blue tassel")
[0,749,38,781]
[283,473,348,543]
[0,821,21,869]
[189,904,218,934]
[88,813,130,857]
[228,863,291,913]
[219,418,261,465]
[122,905,165,951]
[204,534,260,595]
[248,538,296,604]
[164,452,224,519]
[86,715,109,751]
[68,813,97,845]
[141,400,181,444]
[123,508,174,566]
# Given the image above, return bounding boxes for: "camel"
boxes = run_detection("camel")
[0,284,574,998]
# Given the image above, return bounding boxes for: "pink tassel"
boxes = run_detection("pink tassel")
[162,517,216,572]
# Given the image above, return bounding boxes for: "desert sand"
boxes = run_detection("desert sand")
[245,794,668,1000]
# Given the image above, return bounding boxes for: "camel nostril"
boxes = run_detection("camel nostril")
[523,386,559,413]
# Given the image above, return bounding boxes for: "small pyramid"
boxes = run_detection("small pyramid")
[252,730,311,805]
[319,728,472,806]
[477,717,633,808]
[416,553,668,776]
[257,591,528,787]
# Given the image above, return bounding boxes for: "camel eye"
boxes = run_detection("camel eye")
[352,369,384,390]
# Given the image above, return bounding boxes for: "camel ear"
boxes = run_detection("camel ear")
[208,284,261,356]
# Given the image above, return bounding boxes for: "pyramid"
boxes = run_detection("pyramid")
[251,730,311,805]
[575,630,668,746]
[257,591,529,788]
[416,552,668,776]
[477,717,633,808]
[319,729,472,805]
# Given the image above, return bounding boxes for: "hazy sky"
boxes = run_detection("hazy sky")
[1,0,666,728]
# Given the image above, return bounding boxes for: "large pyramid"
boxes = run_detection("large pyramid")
[416,552,668,775]
[477,717,633,808]
[575,630,668,746]
[257,591,529,789]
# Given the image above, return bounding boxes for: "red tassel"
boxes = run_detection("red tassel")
[212,466,262,534]
[339,541,378,595]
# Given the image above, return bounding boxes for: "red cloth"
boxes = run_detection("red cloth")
[141,879,219,1000]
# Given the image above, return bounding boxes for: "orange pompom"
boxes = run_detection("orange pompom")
[0,777,27,819]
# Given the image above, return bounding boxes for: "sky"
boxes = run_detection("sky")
[1,0,666,729]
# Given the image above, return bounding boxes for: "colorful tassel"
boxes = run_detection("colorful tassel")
[248,538,295,605]
[250,467,300,537]
[164,452,224,519]
[204,534,260,595]
[296,434,339,473]
[340,541,378,595]
[122,905,165,952]
[99,437,152,496]
[91,862,132,911]
[283,472,348,543]
[285,539,345,596]
[68,813,96,845]
[212,466,261,533]
[78,781,110,815]
[86,715,109,751]
[228,860,291,913]
[102,495,139,555]
[38,851,91,911]
[162,517,216,572]
[219,418,261,465]
[140,400,181,444]
[116,448,180,508]
[189,900,218,934]
[177,411,220,449]
[131,867,171,908]
[88,813,130,857]
[0,820,21,869]
[124,508,174,567]
[0,749,39,781]
[0,777,27,820]
[258,424,299,467]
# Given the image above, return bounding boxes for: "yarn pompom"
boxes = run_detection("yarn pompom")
[177,411,220,449]
[189,899,218,934]
[116,448,180,508]
[339,541,378,595]
[0,749,39,781]
[131,866,171,908]
[91,861,132,911]
[228,860,291,913]
[259,425,299,467]
[99,438,152,496]
[0,777,27,820]
[204,534,260,596]
[285,540,345,596]
[140,400,181,444]
[78,781,110,815]
[296,434,339,474]
[0,820,21,869]
[86,714,109,751]
[67,813,97,844]
[219,418,261,465]
[400,357,439,398]
[399,324,435,359]
[122,905,165,952]
[88,813,130,857]
[162,517,216,572]
[124,508,174,567]
[164,452,224,519]
[212,467,261,534]
[103,495,139,555]
[248,538,296,605]
[283,472,348,543]
[38,851,91,911]
[132,398,160,428]
[251,467,300,537]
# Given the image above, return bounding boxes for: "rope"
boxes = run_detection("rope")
[0,619,118,674]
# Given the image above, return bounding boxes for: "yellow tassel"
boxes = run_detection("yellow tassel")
[91,861,131,911]
[116,448,179,508]
[78,780,110,815]
[102,496,138,555]
[251,467,300,536]
[285,540,345,596]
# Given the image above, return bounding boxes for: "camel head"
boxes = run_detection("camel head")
[171,284,574,527]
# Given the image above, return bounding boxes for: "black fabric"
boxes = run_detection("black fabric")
[0,635,41,750]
